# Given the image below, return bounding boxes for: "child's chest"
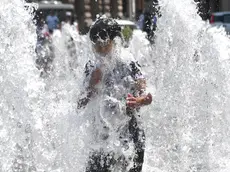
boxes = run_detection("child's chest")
[101,66,135,97]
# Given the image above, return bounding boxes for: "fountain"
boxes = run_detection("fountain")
[1,0,230,171]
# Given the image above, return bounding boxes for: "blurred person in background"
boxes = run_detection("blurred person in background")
[137,10,145,30]
[46,10,59,34]
[65,11,72,25]
[137,9,157,44]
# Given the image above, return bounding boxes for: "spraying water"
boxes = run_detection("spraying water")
[136,1,230,172]
[0,0,42,171]
[2,0,230,171]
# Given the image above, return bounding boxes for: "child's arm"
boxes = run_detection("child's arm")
[77,67,102,109]
[126,61,152,108]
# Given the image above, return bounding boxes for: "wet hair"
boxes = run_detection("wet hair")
[89,18,121,45]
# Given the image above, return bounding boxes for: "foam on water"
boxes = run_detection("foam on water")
[2,0,230,171]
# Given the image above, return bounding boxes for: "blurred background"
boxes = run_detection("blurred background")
[24,0,230,34]
[24,0,230,72]
[25,0,159,34]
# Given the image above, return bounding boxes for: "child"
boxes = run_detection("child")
[78,17,152,172]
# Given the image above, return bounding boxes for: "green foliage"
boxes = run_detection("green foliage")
[121,26,133,42]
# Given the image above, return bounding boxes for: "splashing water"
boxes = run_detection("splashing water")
[2,0,230,171]
[136,0,230,171]
[0,0,43,171]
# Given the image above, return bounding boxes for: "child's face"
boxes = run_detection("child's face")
[93,40,113,56]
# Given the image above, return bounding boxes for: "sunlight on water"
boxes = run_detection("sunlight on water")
[2,0,230,171]
[140,0,230,171]
[0,0,43,171]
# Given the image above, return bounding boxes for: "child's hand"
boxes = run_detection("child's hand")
[126,93,140,108]
[126,93,152,108]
